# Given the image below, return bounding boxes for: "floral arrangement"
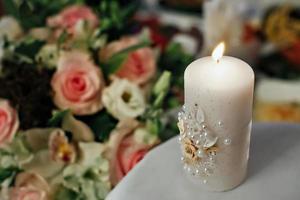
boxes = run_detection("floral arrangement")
[0,0,194,199]
[258,5,300,79]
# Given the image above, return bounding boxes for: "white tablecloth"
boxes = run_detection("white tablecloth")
[107,123,300,200]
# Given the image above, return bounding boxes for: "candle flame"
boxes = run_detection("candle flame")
[212,42,225,62]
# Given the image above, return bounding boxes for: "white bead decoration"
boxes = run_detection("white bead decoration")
[224,138,231,145]
[218,121,223,126]
[197,149,206,158]
[178,104,226,183]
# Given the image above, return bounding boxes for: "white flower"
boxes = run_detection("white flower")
[36,44,59,69]
[0,16,22,41]
[102,78,146,120]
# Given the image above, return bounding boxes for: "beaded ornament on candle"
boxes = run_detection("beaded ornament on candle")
[177,104,231,184]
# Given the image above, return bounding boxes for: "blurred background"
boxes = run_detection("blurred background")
[1,0,300,123]
[140,0,300,123]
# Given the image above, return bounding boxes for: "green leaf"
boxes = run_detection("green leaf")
[153,91,167,108]
[48,110,70,127]
[0,167,20,184]
[57,30,68,50]
[78,110,118,142]
[3,0,20,18]
[97,0,138,41]
[153,71,171,97]
[19,0,34,16]
[146,118,162,136]
[158,42,194,87]
[101,53,127,76]
[14,38,46,61]
[101,40,151,76]
[54,186,78,200]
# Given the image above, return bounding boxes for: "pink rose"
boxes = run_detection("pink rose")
[51,51,105,115]
[106,119,157,186]
[10,188,45,200]
[10,172,49,200]
[47,5,99,35]
[100,37,157,84]
[0,99,19,146]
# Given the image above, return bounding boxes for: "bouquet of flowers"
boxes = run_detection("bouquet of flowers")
[0,0,192,199]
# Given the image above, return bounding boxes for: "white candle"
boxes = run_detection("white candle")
[178,43,254,191]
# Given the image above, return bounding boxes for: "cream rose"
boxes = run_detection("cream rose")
[102,78,146,120]
[0,16,23,41]
[10,172,50,200]
[36,44,59,69]
[51,50,105,115]
[0,99,19,146]
[100,37,156,85]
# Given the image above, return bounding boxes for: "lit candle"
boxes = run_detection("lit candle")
[178,43,254,191]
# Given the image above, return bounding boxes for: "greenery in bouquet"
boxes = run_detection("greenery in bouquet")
[0,0,193,199]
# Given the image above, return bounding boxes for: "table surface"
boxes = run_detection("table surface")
[107,123,300,200]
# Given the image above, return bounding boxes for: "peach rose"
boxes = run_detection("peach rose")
[0,99,19,146]
[100,37,156,84]
[51,51,105,115]
[106,119,158,186]
[47,5,99,35]
[10,172,49,200]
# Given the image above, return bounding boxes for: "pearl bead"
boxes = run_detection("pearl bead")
[197,149,206,158]
[202,124,207,129]
[178,136,182,142]
[218,121,223,126]
[203,179,207,184]
[203,132,208,137]
[204,167,213,175]
[195,169,200,174]
[195,140,201,145]
[183,164,188,170]
[224,138,231,145]
[178,114,182,120]
[180,157,185,162]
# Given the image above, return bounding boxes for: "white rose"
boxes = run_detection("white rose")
[0,16,22,41]
[102,79,146,120]
[36,44,59,69]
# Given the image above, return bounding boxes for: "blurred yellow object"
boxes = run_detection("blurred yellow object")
[255,78,300,122]
[264,6,300,47]
[255,102,300,122]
